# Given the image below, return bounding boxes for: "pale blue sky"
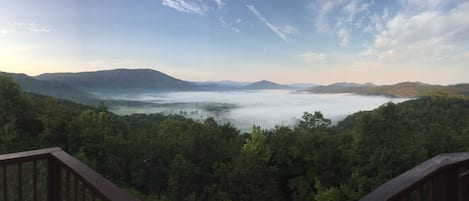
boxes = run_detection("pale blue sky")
[1,0,468,84]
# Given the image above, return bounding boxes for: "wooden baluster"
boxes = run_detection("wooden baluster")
[2,165,7,201]
[428,180,434,201]
[66,170,71,201]
[75,174,78,201]
[416,187,423,201]
[82,184,86,201]
[459,177,464,201]
[33,160,37,201]
[18,162,22,201]
[92,192,96,201]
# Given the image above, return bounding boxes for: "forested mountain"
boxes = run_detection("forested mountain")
[10,73,98,104]
[35,69,295,92]
[304,81,469,97]
[2,73,469,201]
[36,68,196,93]
[243,80,291,90]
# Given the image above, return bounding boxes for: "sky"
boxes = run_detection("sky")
[0,0,468,85]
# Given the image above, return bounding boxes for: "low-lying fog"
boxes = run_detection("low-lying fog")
[108,90,408,131]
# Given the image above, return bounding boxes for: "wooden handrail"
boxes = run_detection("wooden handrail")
[361,152,469,201]
[0,147,61,165]
[0,147,140,201]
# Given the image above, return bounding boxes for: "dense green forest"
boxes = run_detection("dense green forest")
[1,73,469,201]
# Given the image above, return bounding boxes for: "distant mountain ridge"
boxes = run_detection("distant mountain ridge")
[9,73,98,104]
[36,68,195,92]
[304,81,469,97]
[36,69,296,92]
[243,80,291,90]
[196,80,251,87]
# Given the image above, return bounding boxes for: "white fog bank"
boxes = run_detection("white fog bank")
[108,90,408,131]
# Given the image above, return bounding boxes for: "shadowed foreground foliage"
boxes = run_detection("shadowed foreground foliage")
[1,73,469,201]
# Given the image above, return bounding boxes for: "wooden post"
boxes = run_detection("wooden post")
[446,168,459,201]
[48,157,61,201]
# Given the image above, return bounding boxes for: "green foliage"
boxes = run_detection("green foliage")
[242,126,272,162]
[298,111,331,130]
[37,97,69,146]
[314,179,341,201]
[168,154,196,201]
[2,78,469,201]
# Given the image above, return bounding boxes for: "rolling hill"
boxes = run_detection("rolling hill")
[304,82,469,98]
[243,80,291,90]
[9,73,98,104]
[36,68,196,93]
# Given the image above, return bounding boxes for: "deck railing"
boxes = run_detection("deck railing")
[361,152,469,201]
[0,147,139,201]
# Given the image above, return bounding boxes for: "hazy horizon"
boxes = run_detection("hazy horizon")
[1,0,468,85]
[4,68,468,86]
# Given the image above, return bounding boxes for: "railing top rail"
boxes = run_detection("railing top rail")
[361,152,469,201]
[0,147,61,165]
[52,150,139,201]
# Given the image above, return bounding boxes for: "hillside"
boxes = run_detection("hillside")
[243,80,291,90]
[304,82,469,98]
[9,73,98,104]
[36,68,196,93]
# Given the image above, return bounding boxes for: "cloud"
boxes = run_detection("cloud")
[219,18,241,33]
[297,52,326,63]
[26,22,51,33]
[310,0,372,47]
[399,0,448,12]
[214,0,224,9]
[367,1,469,63]
[336,20,351,47]
[162,0,209,15]
[236,18,242,24]
[10,45,39,52]
[246,4,298,42]
[1,22,51,34]
[278,25,299,36]
[344,0,371,23]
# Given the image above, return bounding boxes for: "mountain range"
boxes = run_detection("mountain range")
[35,68,195,92]
[5,68,304,104]
[304,82,469,98]
[4,68,469,105]
[35,69,301,92]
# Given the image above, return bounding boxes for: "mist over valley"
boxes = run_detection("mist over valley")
[105,90,407,130]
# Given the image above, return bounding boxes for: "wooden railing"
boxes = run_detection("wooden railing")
[361,152,469,201]
[0,147,139,201]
